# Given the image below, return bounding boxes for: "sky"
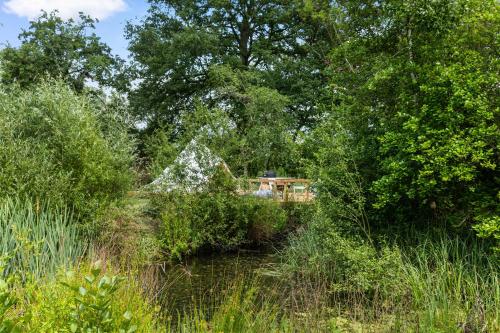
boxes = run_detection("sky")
[0,0,150,59]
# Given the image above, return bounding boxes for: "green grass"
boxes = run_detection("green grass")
[397,237,499,332]
[0,196,86,280]
[279,227,500,332]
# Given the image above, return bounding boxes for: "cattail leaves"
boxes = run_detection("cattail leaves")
[0,197,86,280]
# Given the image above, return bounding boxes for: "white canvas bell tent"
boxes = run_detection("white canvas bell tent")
[148,138,232,192]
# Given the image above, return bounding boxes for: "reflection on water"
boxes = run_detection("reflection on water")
[155,249,281,314]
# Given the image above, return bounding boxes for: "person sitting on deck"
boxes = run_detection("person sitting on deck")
[254,180,273,198]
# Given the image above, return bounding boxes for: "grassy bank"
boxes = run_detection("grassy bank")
[1,193,498,332]
[172,234,499,332]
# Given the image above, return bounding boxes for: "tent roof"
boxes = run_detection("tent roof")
[149,139,228,192]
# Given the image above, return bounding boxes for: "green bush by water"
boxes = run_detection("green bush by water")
[0,81,135,223]
[155,191,286,259]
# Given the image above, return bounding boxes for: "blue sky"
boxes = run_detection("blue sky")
[0,0,150,59]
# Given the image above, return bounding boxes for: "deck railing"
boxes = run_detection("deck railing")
[238,177,314,202]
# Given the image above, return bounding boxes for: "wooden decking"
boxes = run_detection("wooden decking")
[239,177,314,202]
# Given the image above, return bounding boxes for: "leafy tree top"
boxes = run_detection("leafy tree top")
[126,0,331,131]
[0,11,122,92]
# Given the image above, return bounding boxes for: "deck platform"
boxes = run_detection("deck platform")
[239,177,314,202]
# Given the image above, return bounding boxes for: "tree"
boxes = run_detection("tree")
[320,0,499,238]
[0,11,122,92]
[145,66,299,178]
[126,0,332,133]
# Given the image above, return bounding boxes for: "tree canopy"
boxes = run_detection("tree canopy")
[309,0,499,239]
[0,11,122,92]
[126,0,332,132]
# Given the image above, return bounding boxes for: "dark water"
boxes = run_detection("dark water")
[155,249,282,314]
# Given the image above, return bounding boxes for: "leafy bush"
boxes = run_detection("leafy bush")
[0,81,135,222]
[246,197,287,242]
[153,171,287,259]
[0,261,20,333]
[61,261,138,333]
[3,261,164,332]
[155,191,287,259]
[282,212,403,295]
[322,0,500,238]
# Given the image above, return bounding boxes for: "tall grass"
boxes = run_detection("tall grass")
[175,280,286,333]
[280,224,500,331]
[398,237,500,332]
[0,197,86,279]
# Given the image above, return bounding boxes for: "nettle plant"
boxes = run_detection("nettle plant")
[62,261,137,333]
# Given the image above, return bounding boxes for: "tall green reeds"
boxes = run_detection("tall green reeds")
[399,237,500,332]
[281,225,500,331]
[0,197,86,279]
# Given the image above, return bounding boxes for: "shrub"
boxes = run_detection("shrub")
[60,261,138,333]
[0,261,20,333]
[153,172,287,259]
[156,192,270,259]
[4,261,164,332]
[246,197,287,242]
[282,211,403,296]
[0,81,135,222]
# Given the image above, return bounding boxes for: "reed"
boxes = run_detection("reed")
[280,229,500,331]
[0,196,86,280]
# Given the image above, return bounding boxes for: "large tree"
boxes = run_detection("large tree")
[311,0,499,239]
[0,11,122,92]
[126,0,332,132]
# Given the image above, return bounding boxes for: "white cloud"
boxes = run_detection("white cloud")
[3,0,127,20]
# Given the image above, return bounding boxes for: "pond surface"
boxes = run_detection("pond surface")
[155,248,282,314]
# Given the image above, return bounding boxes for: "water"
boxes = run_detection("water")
[155,249,281,314]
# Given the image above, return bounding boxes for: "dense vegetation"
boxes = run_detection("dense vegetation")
[0,81,134,224]
[0,0,498,331]
[153,172,288,258]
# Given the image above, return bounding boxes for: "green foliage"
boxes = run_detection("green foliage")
[126,0,329,132]
[474,215,500,251]
[315,0,500,237]
[283,211,402,295]
[157,192,287,259]
[0,197,85,280]
[0,81,135,222]
[61,261,137,333]
[206,66,299,175]
[0,261,21,333]
[283,219,500,331]
[304,118,371,237]
[399,237,499,332]
[2,262,164,332]
[153,171,287,259]
[178,281,287,333]
[143,66,301,177]
[247,197,287,242]
[372,47,499,225]
[96,196,162,267]
[0,11,122,91]
[143,126,179,180]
